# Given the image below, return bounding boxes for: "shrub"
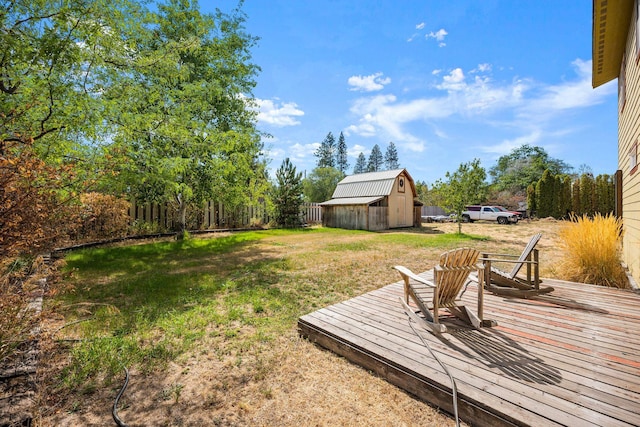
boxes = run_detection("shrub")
[0,141,75,258]
[557,213,628,288]
[74,193,130,242]
[0,256,47,363]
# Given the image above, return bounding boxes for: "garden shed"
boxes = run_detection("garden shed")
[320,169,422,231]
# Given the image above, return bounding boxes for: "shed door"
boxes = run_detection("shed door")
[394,195,406,227]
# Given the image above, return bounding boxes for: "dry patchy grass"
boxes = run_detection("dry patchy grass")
[33,220,565,427]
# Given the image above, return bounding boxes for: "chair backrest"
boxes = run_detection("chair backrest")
[508,233,542,278]
[434,248,480,305]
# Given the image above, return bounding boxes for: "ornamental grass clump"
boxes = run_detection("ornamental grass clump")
[557,213,628,288]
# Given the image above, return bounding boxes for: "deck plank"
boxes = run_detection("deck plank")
[298,276,640,427]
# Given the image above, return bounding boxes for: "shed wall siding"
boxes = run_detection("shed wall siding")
[619,5,640,284]
[369,207,389,231]
[322,205,367,230]
[387,173,415,228]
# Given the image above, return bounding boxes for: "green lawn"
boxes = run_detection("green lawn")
[52,227,486,393]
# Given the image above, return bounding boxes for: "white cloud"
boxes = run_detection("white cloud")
[426,28,448,47]
[480,130,543,156]
[344,58,611,159]
[516,59,616,127]
[472,63,492,73]
[288,142,318,161]
[416,22,425,30]
[255,98,304,127]
[348,72,391,92]
[348,144,369,157]
[438,68,466,91]
[528,59,614,113]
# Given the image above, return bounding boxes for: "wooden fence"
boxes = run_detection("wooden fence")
[128,200,323,230]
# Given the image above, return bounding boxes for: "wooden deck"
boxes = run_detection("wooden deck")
[298,275,640,427]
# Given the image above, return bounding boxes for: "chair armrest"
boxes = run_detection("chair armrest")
[481,253,520,258]
[481,258,538,264]
[394,265,436,288]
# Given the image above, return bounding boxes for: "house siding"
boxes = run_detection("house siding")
[619,2,640,284]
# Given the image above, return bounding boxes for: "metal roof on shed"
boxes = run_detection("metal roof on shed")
[319,196,384,206]
[338,169,405,184]
[331,169,405,199]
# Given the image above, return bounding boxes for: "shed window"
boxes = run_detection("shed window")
[630,141,638,175]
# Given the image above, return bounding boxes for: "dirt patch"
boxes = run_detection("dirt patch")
[31,221,564,427]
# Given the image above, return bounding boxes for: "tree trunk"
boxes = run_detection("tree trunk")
[176,194,188,239]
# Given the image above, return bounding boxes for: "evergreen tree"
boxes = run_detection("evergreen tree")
[595,174,615,214]
[580,173,595,216]
[335,132,349,173]
[273,158,304,228]
[353,153,367,174]
[526,184,537,217]
[367,144,384,172]
[535,169,554,218]
[559,175,573,218]
[315,132,336,168]
[571,178,581,215]
[384,142,400,170]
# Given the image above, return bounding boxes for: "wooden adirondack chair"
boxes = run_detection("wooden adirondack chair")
[394,248,495,334]
[480,233,554,298]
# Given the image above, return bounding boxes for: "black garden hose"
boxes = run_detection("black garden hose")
[112,366,130,427]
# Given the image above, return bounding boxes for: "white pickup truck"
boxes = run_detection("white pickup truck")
[461,205,518,224]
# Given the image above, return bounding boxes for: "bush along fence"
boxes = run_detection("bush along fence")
[128,200,323,232]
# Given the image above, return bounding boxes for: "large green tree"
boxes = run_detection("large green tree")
[1,0,146,254]
[432,159,487,233]
[303,167,344,203]
[106,0,263,234]
[489,144,572,192]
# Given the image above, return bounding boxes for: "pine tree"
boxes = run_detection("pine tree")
[335,132,349,173]
[273,158,304,227]
[353,153,367,174]
[367,144,384,172]
[384,142,400,170]
[315,132,336,168]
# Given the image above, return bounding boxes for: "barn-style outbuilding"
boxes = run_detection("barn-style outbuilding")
[320,169,422,231]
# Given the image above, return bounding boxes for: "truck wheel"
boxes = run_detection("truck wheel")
[497,217,507,224]
[462,214,471,223]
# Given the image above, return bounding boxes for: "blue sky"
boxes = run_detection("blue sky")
[212,1,618,185]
